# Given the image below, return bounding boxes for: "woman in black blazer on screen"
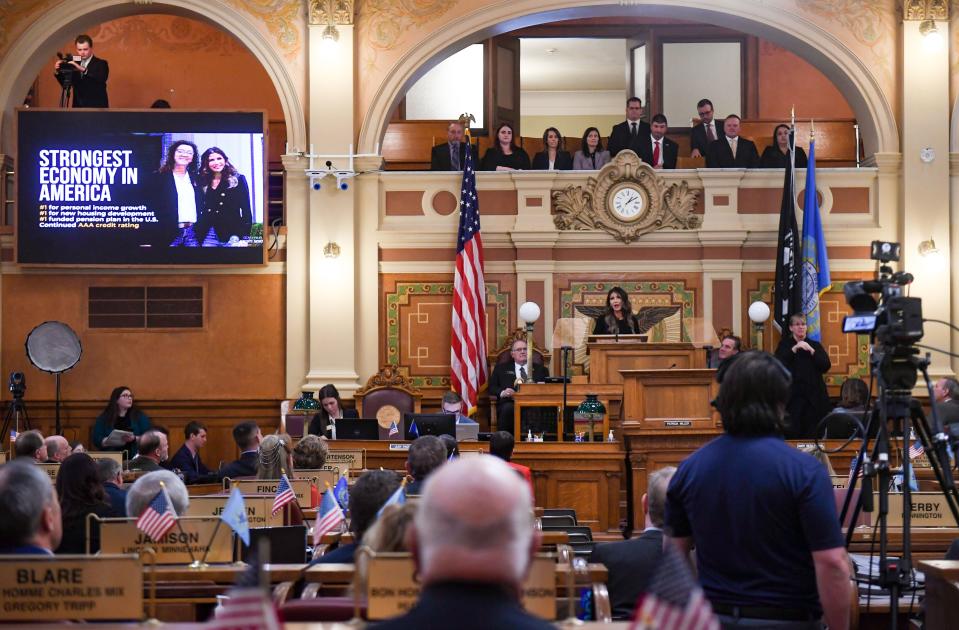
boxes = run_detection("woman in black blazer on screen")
[531,127,572,170]
[481,122,530,171]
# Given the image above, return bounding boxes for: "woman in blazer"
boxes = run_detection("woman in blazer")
[196,146,254,245]
[481,122,530,171]
[531,127,572,170]
[572,127,611,170]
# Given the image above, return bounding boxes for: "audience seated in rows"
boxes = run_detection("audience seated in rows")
[371,456,553,630]
[404,435,447,495]
[590,466,675,619]
[125,469,189,518]
[128,429,168,472]
[97,457,127,517]
[219,421,261,479]
[169,421,212,483]
[312,469,401,565]
[14,430,47,462]
[44,435,71,463]
[257,432,294,479]
[0,460,62,555]
[55,453,112,554]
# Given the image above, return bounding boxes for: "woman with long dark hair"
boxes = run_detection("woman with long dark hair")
[307,384,360,438]
[153,139,202,247]
[481,122,530,171]
[759,123,808,169]
[593,286,641,335]
[55,453,113,553]
[531,127,572,170]
[572,127,610,170]
[92,385,151,458]
[195,146,253,245]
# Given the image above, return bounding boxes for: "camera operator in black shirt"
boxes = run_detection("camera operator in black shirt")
[54,34,109,108]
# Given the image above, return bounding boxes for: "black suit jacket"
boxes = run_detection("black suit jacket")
[531,150,572,170]
[218,450,258,479]
[935,400,959,427]
[430,142,476,171]
[690,121,720,157]
[637,135,679,169]
[607,120,652,158]
[489,361,549,399]
[705,136,760,168]
[56,56,109,108]
[308,408,360,438]
[150,171,202,246]
[590,528,664,619]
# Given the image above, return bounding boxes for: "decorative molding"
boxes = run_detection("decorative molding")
[310,0,354,25]
[903,0,947,21]
[552,151,702,244]
[355,364,420,395]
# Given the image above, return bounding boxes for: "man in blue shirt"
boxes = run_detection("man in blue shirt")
[665,351,850,629]
[0,460,62,554]
[97,457,128,517]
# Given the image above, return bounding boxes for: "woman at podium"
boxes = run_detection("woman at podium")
[593,287,642,335]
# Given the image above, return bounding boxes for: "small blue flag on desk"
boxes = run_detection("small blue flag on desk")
[221,486,250,546]
[333,475,349,510]
[408,418,419,439]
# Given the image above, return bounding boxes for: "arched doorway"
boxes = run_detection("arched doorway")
[358,0,897,158]
[0,0,305,154]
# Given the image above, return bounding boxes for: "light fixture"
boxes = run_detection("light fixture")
[518,301,541,325]
[324,241,341,258]
[919,19,943,50]
[747,301,771,351]
[517,301,541,388]
[292,391,320,411]
[321,24,339,43]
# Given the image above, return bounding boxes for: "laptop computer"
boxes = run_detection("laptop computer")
[335,418,380,440]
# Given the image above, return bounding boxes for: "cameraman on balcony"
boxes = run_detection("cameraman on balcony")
[54,34,109,108]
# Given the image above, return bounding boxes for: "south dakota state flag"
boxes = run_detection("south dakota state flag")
[800,138,830,341]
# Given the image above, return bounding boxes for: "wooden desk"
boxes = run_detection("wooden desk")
[588,339,706,385]
[512,383,623,440]
[917,560,959,628]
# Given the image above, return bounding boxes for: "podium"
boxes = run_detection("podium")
[587,336,707,385]
[512,383,621,441]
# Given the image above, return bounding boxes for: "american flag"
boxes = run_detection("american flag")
[136,486,177,542]
[909,434,924,459]
[208,588,281,630]
[631,544,719,630]
[389,421,400,437]
[450,134,488,415]
[312,487,346,545]
[271,474,297,516]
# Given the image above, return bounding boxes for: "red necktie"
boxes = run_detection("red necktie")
[653,140,661,166]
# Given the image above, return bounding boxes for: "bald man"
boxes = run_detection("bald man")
[0,460,63,554]
[44,435,71,463]
[371,456,553,629]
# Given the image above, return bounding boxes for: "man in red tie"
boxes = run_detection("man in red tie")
[642,114,678,169]
[690,98,717,158]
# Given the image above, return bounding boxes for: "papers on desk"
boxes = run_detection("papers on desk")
[851,553,924,597]
[103,429,133,447]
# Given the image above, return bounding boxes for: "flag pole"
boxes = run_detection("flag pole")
[198,517,222,566]
[156,481,200,568]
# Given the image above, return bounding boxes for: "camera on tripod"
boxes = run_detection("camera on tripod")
[8,372,25,399]
[55,52,80,84]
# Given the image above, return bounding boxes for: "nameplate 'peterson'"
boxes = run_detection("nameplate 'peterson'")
[0,555,142,621]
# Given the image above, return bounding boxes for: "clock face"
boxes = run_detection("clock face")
[611,186,645,221]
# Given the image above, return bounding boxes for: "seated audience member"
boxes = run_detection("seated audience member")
[55,453,113,554]
[312,469,401,564]
[481,122,530,172]
[822,377,869,440]
[97,457,127,517]
[690,98,718,158]
[371,456,553,630]
[405,435,447,495]
[0,460,62,554]
[430,120,473,171]
[439,434,459,460]
[257,433,294,479]
[531,127,572,170]
[219,421,262,479]
[14,430,47,462]
[170,421,212,483]
[357,503,418,584]
[709,334,742,368]
[933,377,959,426]
[489,431,532,489]
[641,114,678,169]
[128,430,169,472]
[665,351,850,629]
[441,391,464,414]
[293,434,329,470]
[92,386,151,460]
[760,123,809,169]
[44,435,71,463]
[125,470,190,518]
[705,114,760,168]
[836,377,869,412]
[308,384,359,439]
[572,126,610,170]
[591,466,676,619]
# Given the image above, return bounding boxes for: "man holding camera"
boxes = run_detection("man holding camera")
[54,34,109,108]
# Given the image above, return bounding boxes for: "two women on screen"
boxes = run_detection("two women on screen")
[593,286,642,335]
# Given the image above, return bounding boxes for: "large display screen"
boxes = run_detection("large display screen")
[17,110,266,265]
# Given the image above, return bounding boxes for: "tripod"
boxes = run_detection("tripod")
[837,352,959,630]
[1,394,31,439]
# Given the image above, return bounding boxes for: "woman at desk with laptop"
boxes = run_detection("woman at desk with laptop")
[307,384,359,439]
[593,286,642,335]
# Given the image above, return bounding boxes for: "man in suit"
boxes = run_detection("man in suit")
[607,97,651,158]
[218,421,262,479]
[639,114,678,169]
[933,377,959,426]
[690,98,718,158]
[43,435,71,463]
[0,460,62,555]
[170,421,213,484]
[706,114,760,168]
[54,34,109,108]
[405,435,447,495]
[13,430,47,462]
[430,121,474,171]
[128,430,168,472]
[97,457,128,517]
[372,456,554,630]
[590,466,676,619]
[489,339,549,435]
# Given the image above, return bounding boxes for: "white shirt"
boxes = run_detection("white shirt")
[514,362,529,380]
[726,135,738,157]
[173,171,198,224]
[649,135,663,167]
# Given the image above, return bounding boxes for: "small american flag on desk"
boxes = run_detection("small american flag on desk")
[631,545,718,630]
[271,473,296,516]
[136,486,177,542]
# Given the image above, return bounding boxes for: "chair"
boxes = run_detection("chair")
[541,514,576,528]
[354,365,422,430]
[543,508,578,523]
[488,328,552,431]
